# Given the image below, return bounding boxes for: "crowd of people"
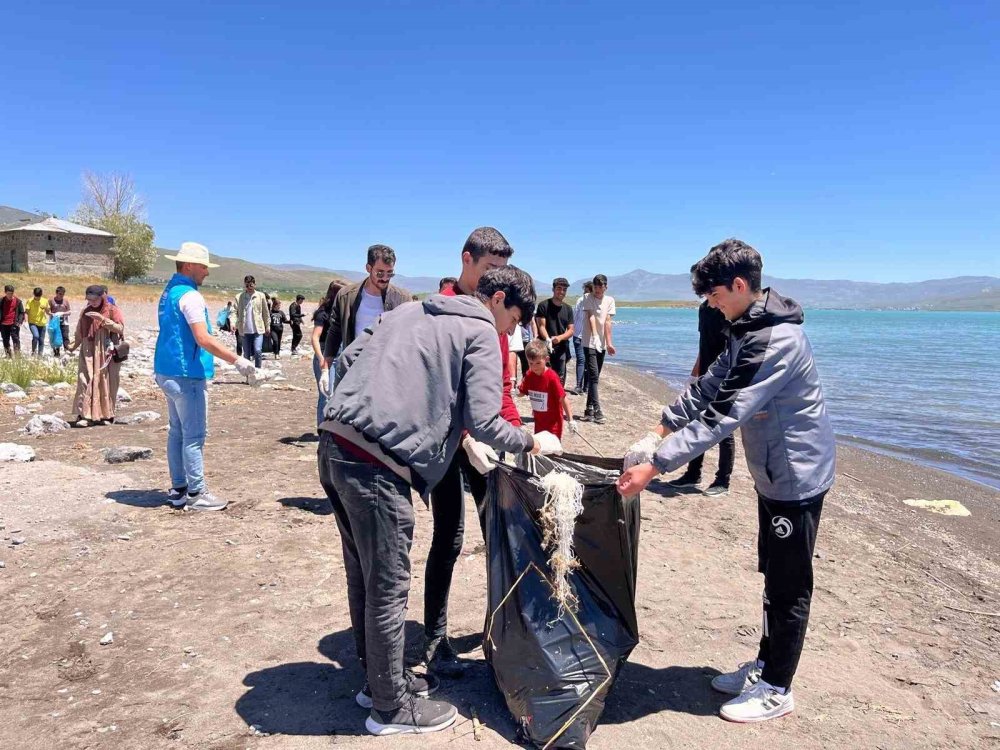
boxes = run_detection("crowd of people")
[4,232,835,737]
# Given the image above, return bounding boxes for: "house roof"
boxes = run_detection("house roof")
[0,216,115,237]
[0,205,44,228]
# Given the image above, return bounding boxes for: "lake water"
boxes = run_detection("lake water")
[603,308,1000,490]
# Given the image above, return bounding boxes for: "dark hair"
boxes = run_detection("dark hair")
[552,277,569,288]
[296,294,305,301]
[33,287,42,296]
[462,226,513,262]
[367,244,396,266]
[691,238,763,296]
[438,276,458,292]
[55,286,65,294]
[314,279,345,321]
[271,297,281,309]
[525,338,548,361]
[583,281,593,293]
[475,265,536,323]
[592,274,608,287]
[244,275,256,285]
[4,285,14,293]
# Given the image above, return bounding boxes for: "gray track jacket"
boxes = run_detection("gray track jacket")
[322,294,533,493]
[653,289,836,503]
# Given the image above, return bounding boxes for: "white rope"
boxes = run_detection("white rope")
[539,471,584,618]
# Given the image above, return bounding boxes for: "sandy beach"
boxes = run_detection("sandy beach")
[1,301,999,749]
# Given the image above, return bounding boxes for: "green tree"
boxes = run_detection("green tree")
[71,171,157,282]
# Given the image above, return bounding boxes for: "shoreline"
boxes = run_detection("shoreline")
[605,359,1000,492]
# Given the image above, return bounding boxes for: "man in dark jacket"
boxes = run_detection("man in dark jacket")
[619,239,836,724]
[323,244,407,362]
[288,294,305,355]
[1,285,25,357]
[319,266,562,736]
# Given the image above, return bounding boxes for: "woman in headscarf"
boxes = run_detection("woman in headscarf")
[66,285,126,427]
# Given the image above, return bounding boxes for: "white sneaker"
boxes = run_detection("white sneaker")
[719,680,794,723]
[711,659,763,695]
[184,492,228,511]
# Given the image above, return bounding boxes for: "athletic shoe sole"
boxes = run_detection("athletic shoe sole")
[365,711,457,736]
[183,502,228,512]
[704,486,730,497]
[357,678,437,709]
[719,702,794,723]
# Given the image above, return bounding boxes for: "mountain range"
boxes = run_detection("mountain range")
[147,252,999,310]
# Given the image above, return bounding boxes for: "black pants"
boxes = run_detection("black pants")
[756,492,825,689]
[0,325,20,356]
[270,327,283,357]
[687,434,735,484]
[424,449,488,640]
[584,347,606,416]
[517,350,529,381]
[290,323,303,352]
[550,342,569,384]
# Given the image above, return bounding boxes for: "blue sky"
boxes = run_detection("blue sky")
[2,1,998,283]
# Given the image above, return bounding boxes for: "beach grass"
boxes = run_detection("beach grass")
[0,356,77,389]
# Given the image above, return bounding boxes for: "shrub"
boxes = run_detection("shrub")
[0,356,77,390]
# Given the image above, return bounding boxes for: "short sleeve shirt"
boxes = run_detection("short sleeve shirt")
[581,294,616,350]
[27,297,49,326]
[535,299,573,344]
[519,368,566,438]
[314,307,331,349]
[178,290,208,325]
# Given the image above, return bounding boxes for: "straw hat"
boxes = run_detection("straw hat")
[164,241,220,268]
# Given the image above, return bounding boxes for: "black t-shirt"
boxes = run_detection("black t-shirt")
[535,299,573,347]
[270,310,287,330]
[313,307,331,348]
[697,301,728,375]
[289,302,304,324]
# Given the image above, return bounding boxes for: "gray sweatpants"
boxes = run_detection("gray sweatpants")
[318,431,415,712]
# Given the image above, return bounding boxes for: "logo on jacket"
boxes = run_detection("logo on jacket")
[771,516,793,539]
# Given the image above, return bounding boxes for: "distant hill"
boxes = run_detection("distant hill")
[571,270,1000,311]
[146,251,998,310]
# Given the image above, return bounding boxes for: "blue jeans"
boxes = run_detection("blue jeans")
[242,333,263,367]
[312,354,328,428]
[573,336,588,392]
[155,374,208,495]
[29,324,46,355]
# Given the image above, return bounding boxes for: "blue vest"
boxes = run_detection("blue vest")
[154,273,214,379]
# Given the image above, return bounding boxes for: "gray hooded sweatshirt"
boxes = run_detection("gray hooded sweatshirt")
[653,289,836,503]
[322,294,533,493]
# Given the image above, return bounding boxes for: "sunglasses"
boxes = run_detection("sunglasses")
[372,271,395,280]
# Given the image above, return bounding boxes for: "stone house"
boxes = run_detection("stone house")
[0,206,116,277]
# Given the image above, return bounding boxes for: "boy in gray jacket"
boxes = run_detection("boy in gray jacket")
[318,266,562,736]
[618,239,835,724]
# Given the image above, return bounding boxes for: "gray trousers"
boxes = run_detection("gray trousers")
[318,432,415,712]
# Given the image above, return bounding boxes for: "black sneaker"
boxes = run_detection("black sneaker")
[365,695,458,736]
[593,413,606,425]
[167,487,188,508]
[666,471,701,488]
[704,481,730,497]
[425,636,465,678]
[579,411,594,422]
[356,670,439,709]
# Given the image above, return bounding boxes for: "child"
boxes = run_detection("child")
[518,338,577,439]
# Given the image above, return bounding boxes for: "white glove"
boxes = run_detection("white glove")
[319,368,331,396]
[567,419,580,434]
[234,357,256,377]
[534,431,563,455]
[545,338,554,353]
[624,431,661,470]
[463,436,500,474]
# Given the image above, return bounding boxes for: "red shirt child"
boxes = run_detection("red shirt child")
[518,349,573,439]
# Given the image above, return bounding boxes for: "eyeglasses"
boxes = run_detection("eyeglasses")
[372,271,395,280]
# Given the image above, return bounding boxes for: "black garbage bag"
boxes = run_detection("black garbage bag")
[482,452,641,749]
